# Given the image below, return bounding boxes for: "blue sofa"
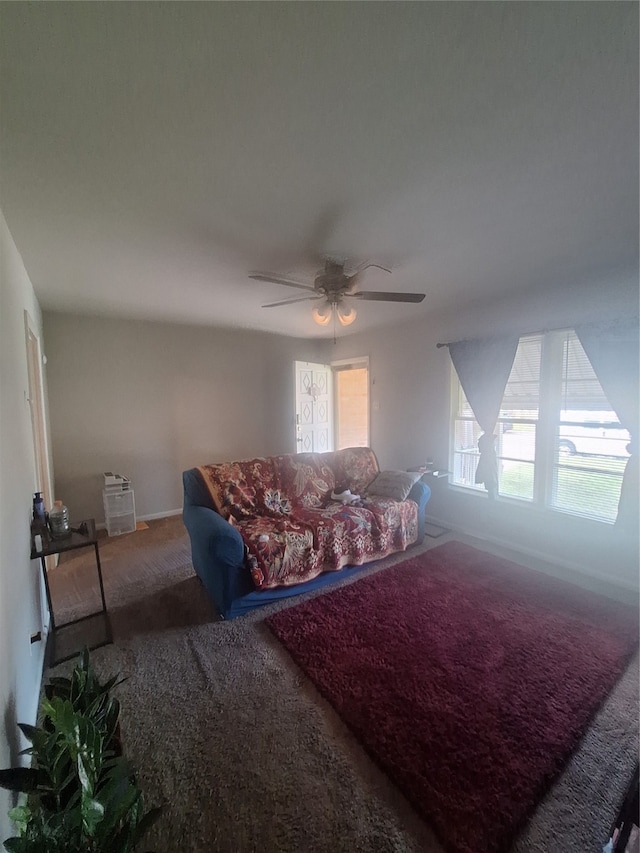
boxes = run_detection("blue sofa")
[182,449,431,619]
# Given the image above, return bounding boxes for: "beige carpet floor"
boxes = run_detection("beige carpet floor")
[46,516,639,853]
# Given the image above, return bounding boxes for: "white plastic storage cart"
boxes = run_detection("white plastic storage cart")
[102,473,136,536]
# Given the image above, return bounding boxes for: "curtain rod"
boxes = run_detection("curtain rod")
[436,326,571,349]
[435,319,635,350]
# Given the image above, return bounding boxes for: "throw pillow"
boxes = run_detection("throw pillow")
[366,470,422,501]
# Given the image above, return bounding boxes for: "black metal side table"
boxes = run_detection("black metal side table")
[31,518,113,666]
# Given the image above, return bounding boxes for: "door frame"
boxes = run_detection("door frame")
[24,311,55,620]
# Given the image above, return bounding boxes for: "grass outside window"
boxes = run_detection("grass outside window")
[499,456,624,522]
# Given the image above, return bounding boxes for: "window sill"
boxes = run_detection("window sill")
[446,483,616,527]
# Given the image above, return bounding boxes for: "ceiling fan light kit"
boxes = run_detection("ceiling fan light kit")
[312,299,357,327]
[252,258,425,331]
[312,303,332,326]
[335,302,357,326]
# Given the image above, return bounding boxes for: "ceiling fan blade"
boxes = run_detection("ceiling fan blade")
[350,291,426,303]
[249,273,315,292]
[352,261,392,274]
[262,295,323,308]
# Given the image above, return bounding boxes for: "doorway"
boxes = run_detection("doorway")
[294,358,370,453]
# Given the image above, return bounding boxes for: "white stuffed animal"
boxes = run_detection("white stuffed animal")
[330,488,361,506]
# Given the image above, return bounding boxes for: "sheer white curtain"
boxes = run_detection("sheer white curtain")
[576,319,639,530]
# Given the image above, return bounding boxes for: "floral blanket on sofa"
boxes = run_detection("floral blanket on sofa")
[196,448,418,590]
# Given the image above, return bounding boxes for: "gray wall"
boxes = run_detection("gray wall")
[43,313,328,523]
[0,210,50,842]
[42,271,639,593]
[332,274,640,590]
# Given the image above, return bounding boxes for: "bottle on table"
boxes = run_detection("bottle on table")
[49,500,71,538]
[32,492,46,527]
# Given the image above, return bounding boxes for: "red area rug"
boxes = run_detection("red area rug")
[266,541,638,853]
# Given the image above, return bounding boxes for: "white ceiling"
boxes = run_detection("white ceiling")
[1,3,637,339]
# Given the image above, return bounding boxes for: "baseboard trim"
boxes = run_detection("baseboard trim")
[137,508,182,522]
[425,514,639,594]
[96,508,183,531]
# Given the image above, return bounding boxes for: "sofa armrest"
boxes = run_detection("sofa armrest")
[407,479,431,545]
[182,504,248,618]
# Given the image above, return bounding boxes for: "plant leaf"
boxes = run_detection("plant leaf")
[0,768,41,793]
[74,717,103,795]
[80,646,90,673]
[81,795,105,837]
[7,804,31,827]
[16,724,38,744]
[3,837,27,853]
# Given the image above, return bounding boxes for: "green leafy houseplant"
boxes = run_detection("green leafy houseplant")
[0,650,161,852]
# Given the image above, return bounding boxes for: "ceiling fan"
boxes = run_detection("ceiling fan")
[249,259,425,328]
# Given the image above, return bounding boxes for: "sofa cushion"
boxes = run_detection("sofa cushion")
[275,453,335,509]
[290,498,418,576]
[197,457,279,521]
[363,496,419,552]
[328,447,380,496]
[236,515,320,589]
[236,497,418,592]
[366,470,422,501]
[294,503,382,570]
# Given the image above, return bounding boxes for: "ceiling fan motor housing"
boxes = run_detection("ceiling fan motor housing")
[315,261,352,298]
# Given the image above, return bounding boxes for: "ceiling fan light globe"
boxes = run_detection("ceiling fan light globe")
[336,303,357,326]
[312,303,332,326]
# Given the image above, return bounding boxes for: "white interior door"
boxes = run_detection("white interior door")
[294,361,333,453]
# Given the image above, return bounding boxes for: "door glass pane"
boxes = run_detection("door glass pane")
[336,367,369,449]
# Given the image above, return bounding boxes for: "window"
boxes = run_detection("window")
[451,330,630,523]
